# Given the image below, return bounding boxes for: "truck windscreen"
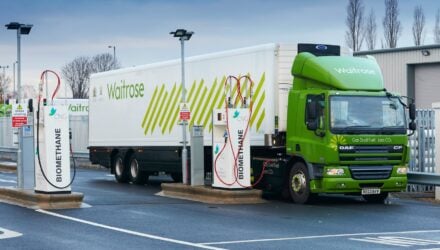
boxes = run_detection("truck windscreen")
[330,95,406,134]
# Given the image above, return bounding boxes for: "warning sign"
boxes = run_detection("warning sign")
[179,103,190,121]
[11,104,28,128]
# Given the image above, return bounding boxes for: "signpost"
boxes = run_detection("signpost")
[11,103,28,128]
[179,103,190,121]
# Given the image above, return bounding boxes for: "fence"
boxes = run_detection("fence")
[69,115,89,158]
[408,109,436,191]
[0,113,89,158]
[0,115,14,148]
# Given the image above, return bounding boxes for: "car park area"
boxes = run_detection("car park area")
[1,167,440,250]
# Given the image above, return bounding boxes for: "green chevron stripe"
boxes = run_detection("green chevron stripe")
[190,80,206,126]
[256,109,266,130]
[198,77,218,126]
[252,73,265,105]
[191,86,207,126]
[250,92,265,126]
[150,91,168,133]
[141,86,159,128]
[187,80,197,103]
[145,84,165,134]
[169,82,195,133]
[163,85,182,134]
[203,76,225,129]
[159,83,177,127]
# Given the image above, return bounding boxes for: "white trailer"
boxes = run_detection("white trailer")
[88,43,349,184]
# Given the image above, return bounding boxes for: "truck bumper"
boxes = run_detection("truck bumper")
[310,176,407,194]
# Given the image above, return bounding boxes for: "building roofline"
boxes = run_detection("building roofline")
[354,44,440,55]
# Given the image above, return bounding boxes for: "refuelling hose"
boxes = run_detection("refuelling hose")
[213,75,268,188]
[36,70,76,190]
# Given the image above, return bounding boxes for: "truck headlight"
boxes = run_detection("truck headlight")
[326,168,345,176]
[397,167,408,175]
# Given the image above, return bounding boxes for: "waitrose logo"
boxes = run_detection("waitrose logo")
[333,67,376,75]
[107,80,145,100]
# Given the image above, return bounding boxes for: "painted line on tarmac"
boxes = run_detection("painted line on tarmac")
[0,227,22,239]
[36,209,225,250]
[199,229,440,246]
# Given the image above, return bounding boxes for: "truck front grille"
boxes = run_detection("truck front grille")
[339,145,404,165]
[349,166,393,180]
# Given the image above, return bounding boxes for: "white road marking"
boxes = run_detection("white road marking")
[199,229,440,245]
[36,209,225,250]
[350,236,440,247]
[0,178,16,183]
[0,227,22,239]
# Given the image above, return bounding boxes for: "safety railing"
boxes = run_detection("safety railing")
[408,109,436,191]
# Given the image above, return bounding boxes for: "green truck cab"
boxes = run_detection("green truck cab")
[280,51,415,203]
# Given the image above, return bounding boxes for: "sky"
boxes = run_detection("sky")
[0,0,439,97]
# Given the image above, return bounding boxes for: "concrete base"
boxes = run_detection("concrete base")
[159,183,265,204]
[0,187,84,209]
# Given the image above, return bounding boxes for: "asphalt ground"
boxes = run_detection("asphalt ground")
[1,168,440,249]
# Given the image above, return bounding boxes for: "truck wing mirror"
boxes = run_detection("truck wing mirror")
[307,101,317,120]
[409,121,416,131]
[409,103,416,120]
[307,120,318,130]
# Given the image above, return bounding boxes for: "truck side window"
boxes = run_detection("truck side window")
[305,94,325,130]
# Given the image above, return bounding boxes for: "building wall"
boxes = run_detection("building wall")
[355,45,440,106]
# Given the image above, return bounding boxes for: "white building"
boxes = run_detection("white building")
[355,44,440,109]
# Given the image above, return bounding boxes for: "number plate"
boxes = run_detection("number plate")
[361,188,381,195]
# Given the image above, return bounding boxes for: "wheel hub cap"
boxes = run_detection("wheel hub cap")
[130,159,139,178]
[115,159,123,176]
[292,171,306,193]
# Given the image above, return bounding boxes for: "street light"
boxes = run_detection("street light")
[170,28,194,184]
[108,45,116,68]
[5,22,33,101]
[13,61,17,97]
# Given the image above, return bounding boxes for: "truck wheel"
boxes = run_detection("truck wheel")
[363,192,388,203]
[128,154,148,185]
[288,162,315,204]
[113,153,129,183]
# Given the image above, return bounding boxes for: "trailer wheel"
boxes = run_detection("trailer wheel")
[288,162,315,204]
[363,192,388,203]
[128,154,148,185]
[113,153,129,183]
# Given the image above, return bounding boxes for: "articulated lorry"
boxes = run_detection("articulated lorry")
[89,43,415,203]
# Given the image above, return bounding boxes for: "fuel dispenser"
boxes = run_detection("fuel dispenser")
[34,70,74,194]
[212,76,254,189]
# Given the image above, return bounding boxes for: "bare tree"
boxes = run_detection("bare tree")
[62,56,92,99]
[62,53,120,98]
[412,5,425,46]
[21,85,37,99]
[382,0,402,48]
[90,53,119,73]
[0,75,10,102]
[434,9,440,44]
[365,9,377,50]
[345,0,365,51]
